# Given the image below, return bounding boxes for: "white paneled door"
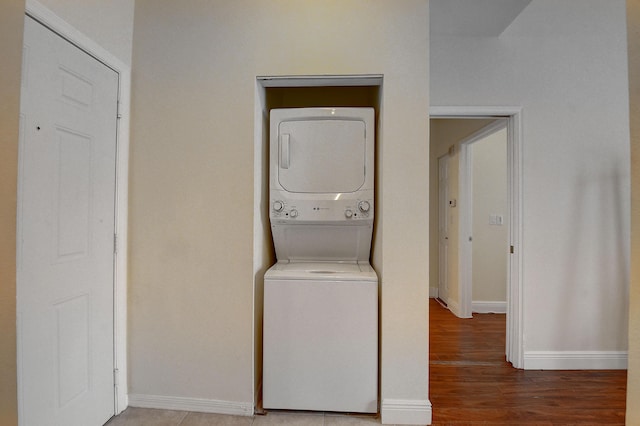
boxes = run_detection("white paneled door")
[438,154,450,304]
[17,16,118,426]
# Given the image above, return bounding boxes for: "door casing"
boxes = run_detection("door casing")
[430,106,523,369]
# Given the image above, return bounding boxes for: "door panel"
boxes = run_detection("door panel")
[438,155,450,303]
[17,16,118,426]
[55,128,92,260]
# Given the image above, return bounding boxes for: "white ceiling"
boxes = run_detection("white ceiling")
[430,0,532,37]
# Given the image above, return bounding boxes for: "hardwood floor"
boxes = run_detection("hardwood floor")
[429,299,627,425]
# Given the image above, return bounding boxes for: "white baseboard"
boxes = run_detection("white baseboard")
[381,399,432,425]
[472,301,506,314]
[128,394,254,416]
[523,351,628,370]
[429,287,438,298]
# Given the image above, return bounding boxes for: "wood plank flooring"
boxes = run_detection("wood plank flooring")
[429,299,627,425]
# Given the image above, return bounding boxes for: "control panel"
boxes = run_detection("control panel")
[270,196,374,223]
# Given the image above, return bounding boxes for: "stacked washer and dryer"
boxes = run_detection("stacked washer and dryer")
[263,107,378,413]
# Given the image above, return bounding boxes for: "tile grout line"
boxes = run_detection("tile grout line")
[175,410,189,426]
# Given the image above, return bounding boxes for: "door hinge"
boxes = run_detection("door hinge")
[116,101,122,120]
[510,245,515,254]
[114,233,118,254]
[113,368,119,386]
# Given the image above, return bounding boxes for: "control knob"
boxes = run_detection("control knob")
[290,209,298,218]
[345,209,353,218]
[358,200,371,213]
[273,200,284,212]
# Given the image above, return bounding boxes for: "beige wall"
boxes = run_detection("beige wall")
[130,0,429,413]
[627,0,640,423]
[36,0,134,66]
[0,3,25,424]
[471,128,508,303]
[429,118,495,314]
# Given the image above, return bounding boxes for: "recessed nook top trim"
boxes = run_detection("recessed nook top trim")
[257,74,383,87]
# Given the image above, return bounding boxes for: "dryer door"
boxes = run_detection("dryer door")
[277,118,366,193]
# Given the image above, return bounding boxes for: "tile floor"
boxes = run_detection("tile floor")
[105,407,387,426]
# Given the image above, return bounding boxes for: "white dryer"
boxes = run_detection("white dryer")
[263,108,378,413]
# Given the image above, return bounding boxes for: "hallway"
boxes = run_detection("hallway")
[429,299,627,424]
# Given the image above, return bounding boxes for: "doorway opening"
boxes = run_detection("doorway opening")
[429,106,522,368]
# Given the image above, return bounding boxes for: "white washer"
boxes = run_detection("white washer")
[263,262,378,413]
[263,107,378,413]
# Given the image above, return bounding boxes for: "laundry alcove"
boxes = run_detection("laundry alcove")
[252,75,382,410]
